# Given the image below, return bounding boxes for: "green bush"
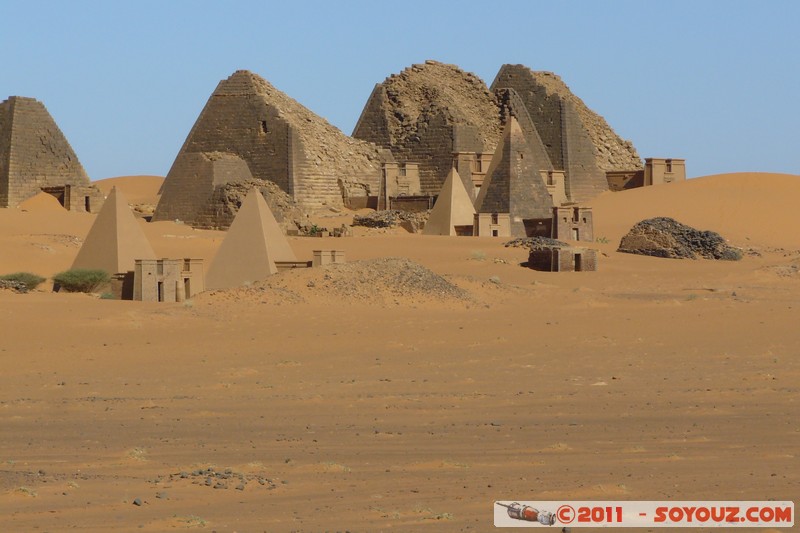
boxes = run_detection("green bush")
[0,272,46,291]
[53,269,110,293]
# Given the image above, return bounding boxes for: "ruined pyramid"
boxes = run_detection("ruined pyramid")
[475,117,554,238]
[72,187,157,274]
[491,64,642,173]
[423,168,476,236]
[0,96,103,210]
[205,188,297,290]
[153,70,391,226]
[353,60,501,195]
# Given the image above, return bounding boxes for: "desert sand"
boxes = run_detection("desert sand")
[0,173,797,531]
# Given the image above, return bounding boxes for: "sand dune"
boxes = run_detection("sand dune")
[590,172,800,248]
[0,174,797,531]
[94,175,164,205]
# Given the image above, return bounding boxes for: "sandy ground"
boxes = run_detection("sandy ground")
[0,173,797,531]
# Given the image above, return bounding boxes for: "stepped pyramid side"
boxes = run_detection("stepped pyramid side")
[0,96,102,210]
[353,60,501,195]
[491,64,642,174]
[476,117,554,237]
[423,168,476,236]
[72,187,156,274]
[154,70,389,223]
[205,188,296,290]
[560,98,609,202]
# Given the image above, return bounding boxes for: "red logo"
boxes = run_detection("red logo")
[557,505,575,524]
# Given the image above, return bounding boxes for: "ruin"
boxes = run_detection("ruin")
[0,96,104,211]
[354,61,641,208]
[644,157,686,185]
[152,63,641,227]
[205,188,297,290]
[71,187,156,274]
[552,206,594,242]
[378,162,425,211]
[528,246,598,272]
[133,258,205,302]
[312,250,346,267]
[490,65,642,176]
[606,158,686,191]
[473,213,511,238]
[422,168,476,236]
[353,60,502,196]
[474,117,554,238]
[153,70,392,227]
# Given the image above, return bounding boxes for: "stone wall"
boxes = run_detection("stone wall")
[0,96,99,210]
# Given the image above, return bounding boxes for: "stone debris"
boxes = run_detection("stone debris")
[352,210,429,233]
[504,237,568,250]
[309,258,469,301]
[617,217,742,260]
[0,279,29,293]
[193,178,307,232]
[168,467,278,491]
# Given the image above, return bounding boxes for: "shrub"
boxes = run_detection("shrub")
[53,269,110,293]
[0,272,46,291]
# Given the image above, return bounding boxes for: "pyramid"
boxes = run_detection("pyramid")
[152,70,389,220]
[205,188,297,290]
[72,187,157,274]
[353,60,501,195]
[475,117,554,238]
[423,168,476,236]
[0,96,102,209]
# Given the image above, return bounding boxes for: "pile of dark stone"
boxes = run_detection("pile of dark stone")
[618,217,742,260]
[168,466,278,491]
[352,210,429,232]
[504,236,568,250]
[0,279,28,293]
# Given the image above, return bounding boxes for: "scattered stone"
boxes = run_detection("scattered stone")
[352,210,429,233]
[236,483,246,491]
[0,279,28,293]
[618,217,742,260]
[132,498,142,506]
[505,236,568,250]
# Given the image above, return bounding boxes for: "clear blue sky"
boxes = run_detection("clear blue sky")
[2,0,798,180]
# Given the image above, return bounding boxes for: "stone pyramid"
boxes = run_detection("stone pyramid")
[205,188,297,290]
[0,96,101,209]
[475,117,554,237]
[423,168,476,236]
[72,187,156,274]
[153,70,389,221]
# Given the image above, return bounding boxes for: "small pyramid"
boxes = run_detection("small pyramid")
[205,189,297,289]
[423,168,476,236]
[72,187,156,274]
[475,117,554,237]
